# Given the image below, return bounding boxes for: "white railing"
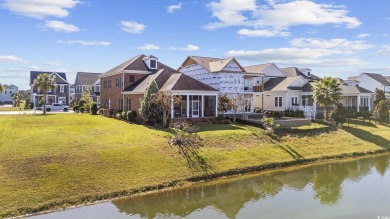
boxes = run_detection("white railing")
[290,105,316,119]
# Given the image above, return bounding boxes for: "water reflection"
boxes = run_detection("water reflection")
[113,154,390,219]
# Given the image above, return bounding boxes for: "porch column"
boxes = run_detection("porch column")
[187,95,190,118]
[215,95,218,117]
[171,95,174,119]
[357,94,361,112]
[201,95,204,117]
[368,95,372,111]
[285,92,288,109]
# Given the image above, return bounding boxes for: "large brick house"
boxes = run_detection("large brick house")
[99,54,219,118]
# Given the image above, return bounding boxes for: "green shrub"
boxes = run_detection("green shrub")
[126,111,137,122]
[78,100,87,108]
[98,108,104,115]
[73,105,79,112]
[90,102,98,115]
[121,111,126,120]
[79,107,85,113]
[84,102,91,113]
[115,113,122,119]
[261,117,280,135]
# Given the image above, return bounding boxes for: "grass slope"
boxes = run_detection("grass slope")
[0,114,387,217]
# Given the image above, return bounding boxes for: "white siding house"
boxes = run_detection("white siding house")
[178,56,264,112]
[0,84,18,103]
[348,73,390,93]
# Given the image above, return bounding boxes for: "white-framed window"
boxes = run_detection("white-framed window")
[360,97,369,107]
[275,97,282,107]
[291,96,298,105]
[58,97,66,104]
[150,60,157,69]
[60,85,64,92]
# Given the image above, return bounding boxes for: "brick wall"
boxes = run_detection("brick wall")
[123,94,143,115]
[100,73,146,110]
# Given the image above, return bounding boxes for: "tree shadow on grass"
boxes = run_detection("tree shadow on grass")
[344,127,390,150]
[176,145,212,174]
[197,123,246,133]
[277,144,304,160]
[343,119,377,128]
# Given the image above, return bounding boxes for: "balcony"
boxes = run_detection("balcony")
[244,86,263,93]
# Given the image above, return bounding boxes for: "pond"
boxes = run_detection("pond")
[29,154,390,219]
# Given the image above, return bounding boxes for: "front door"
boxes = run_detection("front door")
[192,100,199,117]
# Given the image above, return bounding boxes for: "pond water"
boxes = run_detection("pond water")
[29,154,390,219]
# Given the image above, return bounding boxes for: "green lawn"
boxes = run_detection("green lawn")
[0,106,30,111]
[0,114,387,217]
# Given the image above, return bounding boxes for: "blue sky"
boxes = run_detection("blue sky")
[1,0,390,90]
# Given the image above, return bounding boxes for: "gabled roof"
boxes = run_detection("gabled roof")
[244,63,273,74]
[340,84,372,94]
[160,73,218,92]
[180,56,246,73]
[123,69,218,94]
[100,54,176,78]
[2,84,18,89]
[280,67,320,81]
[364,73,390,86]
[30,71,68,85]
[244,63,285,77]
[264,76,307,92]
[74,72,101,86]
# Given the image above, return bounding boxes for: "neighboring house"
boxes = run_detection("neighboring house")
[338,79,373,112]
[74,72,101,104]
[178,56,265,112]
[100,54,219,118]
[29,71,70,105]
[348,73,390,94]
[69,84,75,102]
[0,84,18,104]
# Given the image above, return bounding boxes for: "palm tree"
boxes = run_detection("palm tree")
[0,84,3,94]
[33,73,55,115]
[313,77,342,121]
[11,92,20,107]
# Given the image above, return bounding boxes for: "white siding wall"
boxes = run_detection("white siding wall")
[0,86,18,102]
[180,63,245,95]
[356,74,386,92]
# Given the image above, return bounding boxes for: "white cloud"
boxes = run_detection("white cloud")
[56,40,111,46]
[226,36,372,67]
[237,28,290,37]
[169,44,200,51]
[43,61,61,66]
[205,0,361,36]
[375,45,390,56]
[121,21,146,33]
[290,38,374,51]
[0,55,27,63]
[25,65,40,70]
[137,44,160,50]
[205,0,256,30]
[2,0,80,19]
[44,20,79,32]
[227,48,367,66]
[356,33,370,39]
[181,45,200,51]
[167,3,182,13]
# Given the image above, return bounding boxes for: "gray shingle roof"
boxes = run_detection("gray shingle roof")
[182,56,246,73]
[30,71,68,84]
[123,68,218,94]
[74,72,101,86]
[100,54,176,78]
[340,84,372,94]
[280,67,320,81]
[364,73,390,86]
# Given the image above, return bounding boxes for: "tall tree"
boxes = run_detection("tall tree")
[229,92,244,123]
[374,88,386,106]
[151,92,181,127]
[372,100,389,124]
[33,73,55,115]
[313,77,342,121]
[139,80,159,122]
[11,92,20,107]
[218,93,230,116]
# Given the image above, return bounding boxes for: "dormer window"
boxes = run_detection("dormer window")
[150,60,157,69]
[143,55,158,69]
[308,72,311,77]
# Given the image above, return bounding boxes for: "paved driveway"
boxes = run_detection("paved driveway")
[0,110,74,115]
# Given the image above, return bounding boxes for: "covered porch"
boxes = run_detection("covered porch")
[340,94,372,112]
[171,93,218,118]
